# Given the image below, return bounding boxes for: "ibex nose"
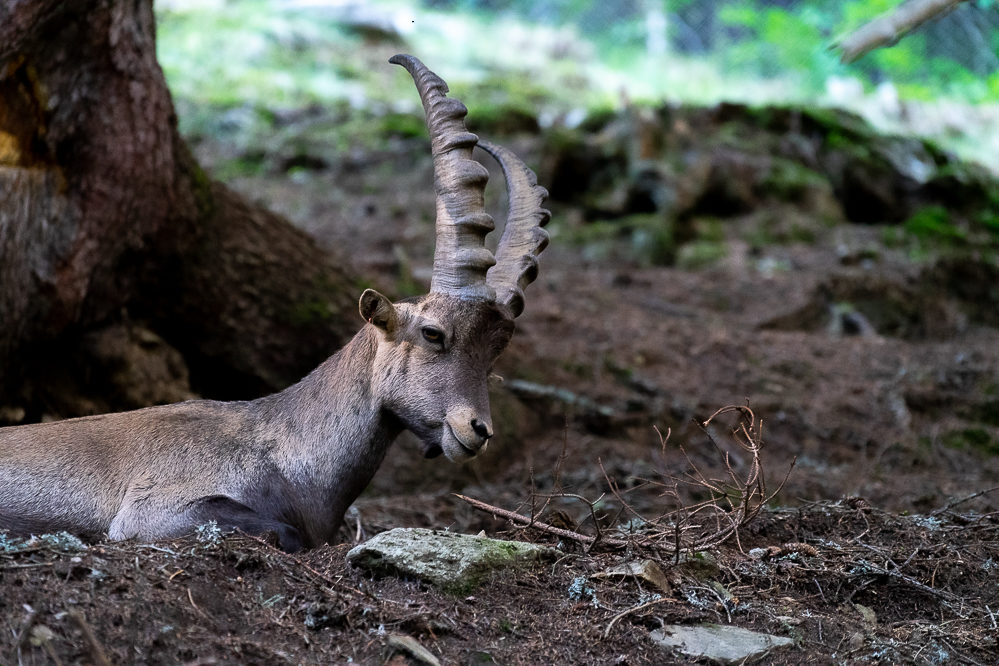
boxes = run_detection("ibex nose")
[444,409,494,459]
[471,418,493,441]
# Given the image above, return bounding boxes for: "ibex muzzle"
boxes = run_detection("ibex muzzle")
[0,55,550,552]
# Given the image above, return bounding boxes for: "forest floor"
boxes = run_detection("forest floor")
[3,104,999,664]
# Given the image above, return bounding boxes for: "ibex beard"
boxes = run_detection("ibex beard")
[0,55,550,552]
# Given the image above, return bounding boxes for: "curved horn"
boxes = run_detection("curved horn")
[390,54,496,300]
[479,140,551,318]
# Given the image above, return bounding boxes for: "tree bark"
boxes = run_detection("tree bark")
[0,0,358,418]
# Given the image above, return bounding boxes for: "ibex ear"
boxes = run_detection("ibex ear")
[359,289,398,335]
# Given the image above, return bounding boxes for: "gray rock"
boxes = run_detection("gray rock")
[651,624,793,664]
[347,528,558,594]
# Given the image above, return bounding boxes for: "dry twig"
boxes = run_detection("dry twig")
[602,597,671,639]
[453,493,629,548]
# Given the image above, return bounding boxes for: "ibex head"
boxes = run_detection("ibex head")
[359,54,550,462]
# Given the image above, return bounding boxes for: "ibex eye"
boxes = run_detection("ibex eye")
[421,327,444,344]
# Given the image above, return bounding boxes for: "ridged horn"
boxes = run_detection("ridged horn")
[479,140,551,318]
[390,54,496,300]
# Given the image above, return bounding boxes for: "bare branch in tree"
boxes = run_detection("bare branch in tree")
[835,0,968,64]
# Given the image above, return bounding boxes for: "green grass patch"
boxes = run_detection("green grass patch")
[762,159,829,203]
[677,240,727,270]
[903,206,966,246]
[940,427,999,456]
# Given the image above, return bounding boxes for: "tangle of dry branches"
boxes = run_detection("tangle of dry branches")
[457,404,795,558]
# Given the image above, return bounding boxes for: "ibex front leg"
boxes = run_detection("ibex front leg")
[110,494,304,552]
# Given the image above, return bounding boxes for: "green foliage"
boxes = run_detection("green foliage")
[713,0,999,103]
[158,0,999,119]
[719,4,841,93]
[982,213,999,237]
[455,72,548,133]
[762,159,828,203]
[677,239,727,270]
[156,0,369,108]
[563,214,676,267]
[376,113,428,140]
[903,206,966,246]
[981,193,999,238]
[940,427,999,455]
[156,0,999,176]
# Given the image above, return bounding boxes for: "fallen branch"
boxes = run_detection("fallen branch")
[931,485,999,516]
[453,493,632,549]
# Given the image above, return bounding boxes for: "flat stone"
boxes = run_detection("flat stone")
[592,559,671,594]
[651,624,794,664]
[347,528,558,594]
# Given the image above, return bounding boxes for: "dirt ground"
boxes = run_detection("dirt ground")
[3,104,999,664]
[2,501,997,664]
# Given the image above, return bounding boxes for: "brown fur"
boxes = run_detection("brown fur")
[0,293,514,551]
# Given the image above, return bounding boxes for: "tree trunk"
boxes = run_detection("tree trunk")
[0,0,358,420]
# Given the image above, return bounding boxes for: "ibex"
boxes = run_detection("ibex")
[0,55,550,552]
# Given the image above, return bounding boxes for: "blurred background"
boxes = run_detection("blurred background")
[156,0,999,171]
